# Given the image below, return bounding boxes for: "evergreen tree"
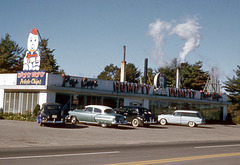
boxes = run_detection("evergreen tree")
[181,61,208,90]
[156,60,208,90]
[125,63,141,83]
[223,65,240,123]
[0,34,24,73]
[39,38,64,74]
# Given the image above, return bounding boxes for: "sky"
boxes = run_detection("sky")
[1,0,240,87]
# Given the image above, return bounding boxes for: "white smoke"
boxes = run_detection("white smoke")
[149,18,201,66]
[171,18,201,63]
[148,19,171,66]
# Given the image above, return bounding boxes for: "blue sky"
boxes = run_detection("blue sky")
[1,0,240,86]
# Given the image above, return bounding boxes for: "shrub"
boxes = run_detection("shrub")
[33,104,41,117]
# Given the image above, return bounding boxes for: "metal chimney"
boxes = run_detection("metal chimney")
[176,67,180,89]
[120,45,126,82]
[144,58,148,84]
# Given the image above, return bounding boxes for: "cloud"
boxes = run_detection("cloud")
[148,19,171,67]
[148,17,201,66]
[171,18,201,63]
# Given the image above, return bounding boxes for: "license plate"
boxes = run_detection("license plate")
[52,115,57,119]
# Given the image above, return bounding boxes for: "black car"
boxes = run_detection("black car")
[39,103,65,126]
[114,106,156,127]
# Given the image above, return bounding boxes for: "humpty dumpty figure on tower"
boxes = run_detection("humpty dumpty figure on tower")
[23,28,40,71]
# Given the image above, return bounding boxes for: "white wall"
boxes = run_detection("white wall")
[38,91,56,107]
[0,89,4,109]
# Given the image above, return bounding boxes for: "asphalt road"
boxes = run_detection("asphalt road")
[1,141,240,165]
[0,120,240,164]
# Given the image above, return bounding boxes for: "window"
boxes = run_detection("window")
[86,107,93,113]
[4,92,39,114]
[182,113,198,117]
[94,108,101,114]
[104,109,115,114]
[174,112,181,116]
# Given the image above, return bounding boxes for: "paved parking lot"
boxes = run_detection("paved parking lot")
[0,120,240,148]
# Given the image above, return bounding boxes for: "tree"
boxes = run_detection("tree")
[125,63,141,83]
[0,34,24,73]
[97,64,120,80]
[223,65,240,124]
[180,61,209,90]
[98,63,141,82]
[156,60,208,90]
[39,38,64,74]
[141,67,155,85]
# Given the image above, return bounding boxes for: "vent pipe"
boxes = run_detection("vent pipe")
[144,58,148,84]
[120,45,126,82]
[176,67,180,89]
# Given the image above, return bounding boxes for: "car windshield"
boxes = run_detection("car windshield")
[47,105,61,111]
[139,108,151,114]
[45,105,62,115]
[104,109,115,114]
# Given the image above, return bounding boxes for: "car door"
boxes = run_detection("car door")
[180,113,189,125]
[170,112,181,124]
[81,107,94,122]
[93,108,102,122]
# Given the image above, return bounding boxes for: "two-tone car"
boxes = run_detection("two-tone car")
[68,105,127,127]
[38,103,65,126]
[158,110,205,127]
[114,106,156,127]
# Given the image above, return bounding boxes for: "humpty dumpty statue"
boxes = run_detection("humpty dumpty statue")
[23,28,40,70]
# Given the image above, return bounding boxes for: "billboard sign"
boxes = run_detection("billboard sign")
[17,71,46,85]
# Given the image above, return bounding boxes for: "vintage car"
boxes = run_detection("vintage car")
[38,103,65,126]
[68,105,127,127]
[158,110,205,127]
[114,106,156,127]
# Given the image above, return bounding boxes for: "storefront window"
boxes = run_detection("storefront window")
[150,99,224,122]
[3,92,39,114]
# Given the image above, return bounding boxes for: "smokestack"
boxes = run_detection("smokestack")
[144,58,148,84]
[176,66,180,89]
[120,45,126,82]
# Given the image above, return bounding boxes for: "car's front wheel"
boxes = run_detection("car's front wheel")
[71,116,78,124]
[101,123,108,128]
[132,118,141,127]
[160,118,167,125]
[188,121,196,127]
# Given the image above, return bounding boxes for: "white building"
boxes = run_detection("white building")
[0,72,228,122]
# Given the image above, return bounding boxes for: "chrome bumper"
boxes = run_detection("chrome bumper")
[111,120,128,125]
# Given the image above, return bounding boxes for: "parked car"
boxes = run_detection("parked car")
[38,103,65,126]
[114,106,156,127]
[158,110,205,127]
[67,105,127,127]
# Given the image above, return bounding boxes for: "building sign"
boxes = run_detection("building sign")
[81,78,98,88]
[113,81,151,94]
[200,90,222,101]
[23,28,41,71]
[17,71,46,85]
[153,73,167,96]
[169,88,196,99]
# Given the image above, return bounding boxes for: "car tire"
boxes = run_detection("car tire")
[71,116,78,124]
[188,121,196,127]
[101,123,108,128]
[132,118,140,127]
[160,118,167,125]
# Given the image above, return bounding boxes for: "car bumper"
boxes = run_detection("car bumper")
[144,120,157,124]
[41,119,65,124]
[111,120,127,125]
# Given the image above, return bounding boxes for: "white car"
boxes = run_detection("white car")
[158,110,205,127]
